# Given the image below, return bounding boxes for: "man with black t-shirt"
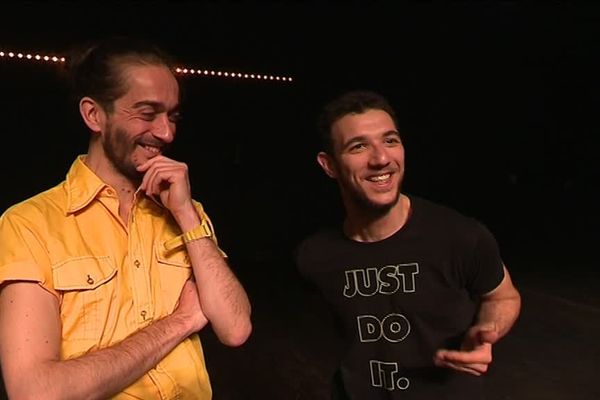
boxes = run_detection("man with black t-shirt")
[295,90,521,399]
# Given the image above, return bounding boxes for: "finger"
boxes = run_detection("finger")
[136,154,167,174]
[138,157,163,191]
[142,162,181,195]
[434,359,488,376]
[146,167,180,198]
[138,157,180,189]
[435,346,492,365]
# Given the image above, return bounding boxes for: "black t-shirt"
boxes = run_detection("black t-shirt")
[295,196,505,400]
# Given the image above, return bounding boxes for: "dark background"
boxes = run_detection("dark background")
[1,2,599,399]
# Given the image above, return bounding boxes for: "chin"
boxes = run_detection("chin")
[366,192,401,211]
[116,161,144,182]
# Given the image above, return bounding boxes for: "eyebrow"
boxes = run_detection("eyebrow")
[383,129,401,137]
[132,101,180,114]
[342,130,400,149]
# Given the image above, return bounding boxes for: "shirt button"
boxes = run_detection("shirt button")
[134,260,141,268]
[141,310,147,320]
[86,275,94,285]
[106,188,115,195]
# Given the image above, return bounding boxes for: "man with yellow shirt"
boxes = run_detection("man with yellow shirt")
[0,36,252,399]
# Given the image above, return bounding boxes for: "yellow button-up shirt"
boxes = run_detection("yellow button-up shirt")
[0,156,215,399]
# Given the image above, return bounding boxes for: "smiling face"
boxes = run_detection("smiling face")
[99,64,180,182]
[317,108,405,215]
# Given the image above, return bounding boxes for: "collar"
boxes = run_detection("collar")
[65,155,167,214]
[65,155,111,214]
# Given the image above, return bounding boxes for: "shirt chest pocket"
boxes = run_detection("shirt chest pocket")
[155,244,192,312]
[52,256,117,343]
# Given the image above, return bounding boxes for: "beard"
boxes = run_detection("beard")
[103,122,144,184]
[342,178,402,218]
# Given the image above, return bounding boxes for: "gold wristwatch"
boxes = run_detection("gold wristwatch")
[164,219,213,251]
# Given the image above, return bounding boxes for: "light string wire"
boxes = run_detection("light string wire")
[0,49,294,83]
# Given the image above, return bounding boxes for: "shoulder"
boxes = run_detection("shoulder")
[295,227,344,270]
[409,195,496,244]
[411,195,468,222]
[1,184,66,226]
[296,227,341,256]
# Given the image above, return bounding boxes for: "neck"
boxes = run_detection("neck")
[344,194,411,242]
[85,143,138,204]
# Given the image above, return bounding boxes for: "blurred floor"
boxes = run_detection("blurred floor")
[202,253,600,400]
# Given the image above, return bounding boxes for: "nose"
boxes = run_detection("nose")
[152,114,175,143]
[368,144,390,167]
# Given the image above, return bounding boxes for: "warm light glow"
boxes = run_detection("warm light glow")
[0,49,66,67]
[2,48,294,83]
[173,64,293,82]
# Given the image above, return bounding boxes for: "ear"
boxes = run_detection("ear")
[79,97,106,134]
[317,151,338,179]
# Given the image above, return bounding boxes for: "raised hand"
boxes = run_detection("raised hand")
[136,156,196,222]
[433,323,499,376]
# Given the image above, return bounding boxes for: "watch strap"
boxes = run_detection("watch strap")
[164,219,212,251]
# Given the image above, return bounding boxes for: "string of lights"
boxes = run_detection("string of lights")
[174,66,293,82]
[0,49,294,83]
[0,50,65,63]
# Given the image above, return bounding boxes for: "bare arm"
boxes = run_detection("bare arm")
[475,266,521,338]
[176,210,252,346]
[0,280,206,400]
[434,266,521,375]
[138,156,252,346]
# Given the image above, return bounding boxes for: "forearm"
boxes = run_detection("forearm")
[476,286,521,338]
[18,312,193,400]
[173,205,251,345]
[434,268,521,375]
[185,237,252,346]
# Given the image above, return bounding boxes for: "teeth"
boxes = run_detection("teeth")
[369,174,390,182]
[142,145,160,154]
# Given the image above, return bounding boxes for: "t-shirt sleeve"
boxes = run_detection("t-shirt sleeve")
[294,237,315,280]
[293,235,330,297]
[465,222,505,295]
[0,210,56,297]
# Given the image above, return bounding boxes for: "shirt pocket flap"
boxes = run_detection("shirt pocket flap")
[52,256,116,290]
[155,244,191,268]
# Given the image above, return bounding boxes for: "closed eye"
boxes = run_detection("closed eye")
[168,112,182,123]
[140,112,157,121]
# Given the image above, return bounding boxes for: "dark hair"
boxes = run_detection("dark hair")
[317,90,398,154]
[66,36,177,112]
